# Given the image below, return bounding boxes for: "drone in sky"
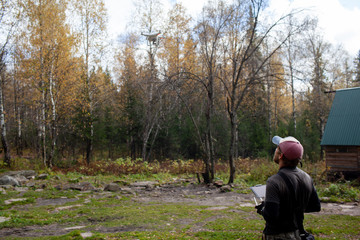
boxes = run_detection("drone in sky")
[141,31,164,46]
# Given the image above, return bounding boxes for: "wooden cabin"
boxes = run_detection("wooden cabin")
[320,87,360,179]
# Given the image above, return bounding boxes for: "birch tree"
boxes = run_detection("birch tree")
[16,0,77,167]
[0,0,19,166]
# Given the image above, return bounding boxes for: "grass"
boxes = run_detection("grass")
[0,158,359,239]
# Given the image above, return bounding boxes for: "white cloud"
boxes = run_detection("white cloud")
[268,0,360,56]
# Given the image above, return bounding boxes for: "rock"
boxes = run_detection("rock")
[14,175,28,186]
[0,217,10,223]
[0,170,36,179]
[81,232,93,238]
[339,204,355,209]
[220,185,232,193]
[4,198,27,205]
[0,175,20,186]
[26,182,36,188]
[130,181,158,189]
[239,202,254,207]
[14,187,29,192]
[64,226,86,231]
[120,187,135,195]
[104,183,121,192]
[54,204,83,212]
[213,180,224,187]
[70,182,95,191]
[37,174,49,180]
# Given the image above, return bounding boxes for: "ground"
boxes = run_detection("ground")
[0,179,359,238]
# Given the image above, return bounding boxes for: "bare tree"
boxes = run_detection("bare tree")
[220,0,309,183]
[133,0,166,162]
[190,0,233,183]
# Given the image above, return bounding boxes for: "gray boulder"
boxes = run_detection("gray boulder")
[220,185,232,193]
[130,181,158,189]
[214,180,224,188]
[37,173,49,180]
[14,175,28,186]
[70,182,95,191]
[104,183,121,192]
[0,175,20,186]
[1,170,36,179]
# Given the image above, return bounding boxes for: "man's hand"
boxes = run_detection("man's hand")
[255,201,264,215]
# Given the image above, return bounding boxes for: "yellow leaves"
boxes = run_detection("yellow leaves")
[14,0,84,122]
[72,0,108,40]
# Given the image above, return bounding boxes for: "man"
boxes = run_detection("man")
[255,136,321,240]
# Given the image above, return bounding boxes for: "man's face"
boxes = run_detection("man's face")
[273,147,281,164]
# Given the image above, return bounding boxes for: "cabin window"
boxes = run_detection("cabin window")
[336,147,348,153]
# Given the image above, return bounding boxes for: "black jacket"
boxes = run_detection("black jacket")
[261,167,321,235]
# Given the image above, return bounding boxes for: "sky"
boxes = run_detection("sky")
[104,0,360,57]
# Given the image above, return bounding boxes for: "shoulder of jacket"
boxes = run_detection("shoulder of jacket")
[267,173,283,185]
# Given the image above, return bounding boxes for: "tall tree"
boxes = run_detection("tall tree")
[134,0,166,162]
[73,0,107,164]
[16,0,77,167]
[191,0,232,183]
[115,33,142,159]
[0,0,19,166]
[263,52,287,142]
[303,30,332,160]
[220,0,308,183]
[0,54,11,166]
[282,15,307,135]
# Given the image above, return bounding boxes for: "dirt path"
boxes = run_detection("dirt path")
[131,181,360,216]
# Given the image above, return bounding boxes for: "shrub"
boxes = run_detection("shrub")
[319,183,360,202]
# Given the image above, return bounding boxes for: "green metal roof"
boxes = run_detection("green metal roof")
[321,87,360,146]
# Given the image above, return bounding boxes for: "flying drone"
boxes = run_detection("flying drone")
[141,31,163,46]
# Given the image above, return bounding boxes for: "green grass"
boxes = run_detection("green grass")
[1,182,359,240]
[0,159,359,239]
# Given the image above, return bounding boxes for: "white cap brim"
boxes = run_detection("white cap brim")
[272,136,282,145]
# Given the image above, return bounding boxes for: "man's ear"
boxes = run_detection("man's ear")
[279,153,284,160]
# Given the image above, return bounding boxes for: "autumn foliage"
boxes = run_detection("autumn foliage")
[0,0,359,184]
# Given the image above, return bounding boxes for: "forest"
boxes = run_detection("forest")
[1,0,360,183]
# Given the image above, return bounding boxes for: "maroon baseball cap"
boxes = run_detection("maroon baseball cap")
[272,136,303,160]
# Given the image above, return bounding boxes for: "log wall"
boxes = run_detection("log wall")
[324,146,360,173]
